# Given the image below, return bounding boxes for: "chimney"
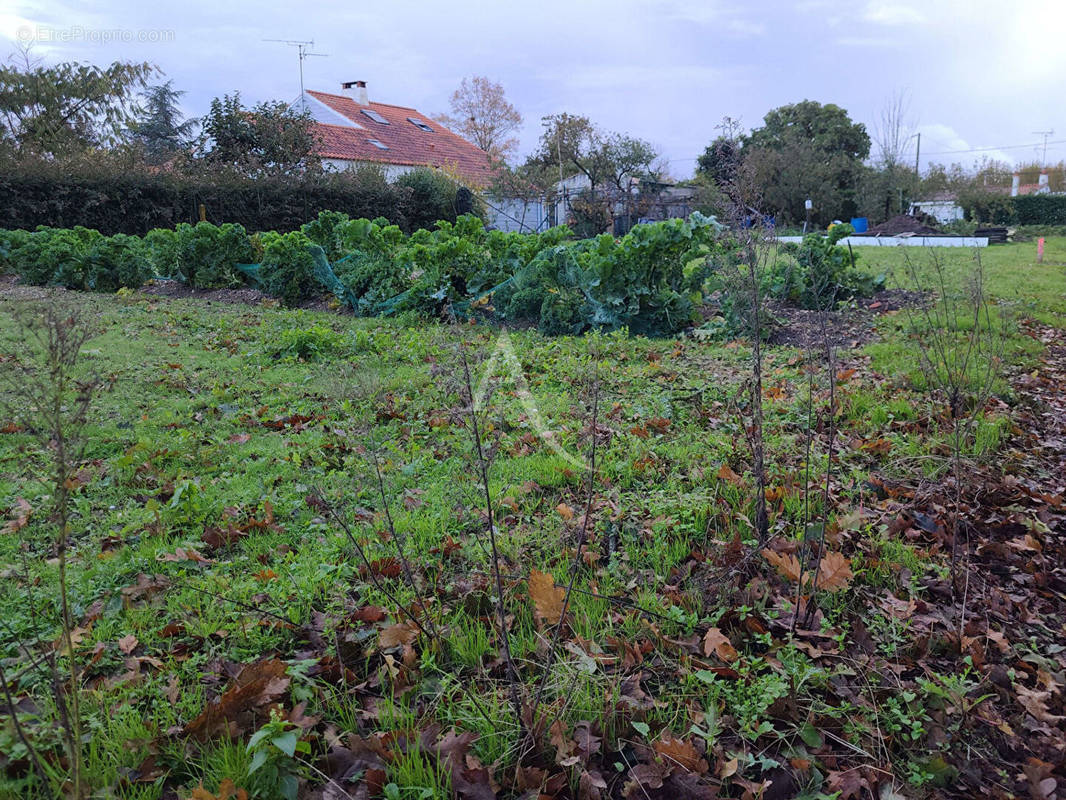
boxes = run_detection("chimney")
[1011,171,1021,197]
[341,80,368,105]
[1039,168,1049,191]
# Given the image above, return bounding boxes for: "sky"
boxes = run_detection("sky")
[1,0,1064,178]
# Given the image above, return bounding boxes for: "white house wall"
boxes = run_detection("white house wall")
[322,159,415,180]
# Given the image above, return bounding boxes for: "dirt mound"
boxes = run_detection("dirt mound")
[865,214,938,236]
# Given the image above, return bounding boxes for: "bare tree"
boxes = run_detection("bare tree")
[434,75,523,161]
[874,90,916,170]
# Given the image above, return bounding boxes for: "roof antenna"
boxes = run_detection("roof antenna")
[264,39,328,111]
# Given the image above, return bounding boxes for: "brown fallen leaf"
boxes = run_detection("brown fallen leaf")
[702,627,738,662]
[1016,685,1066,723]
[529,568,566,625]
[379,621,419,649]
[3,497,32,533]
[188,779,249,800]
[118,634,139,655]
[556,503,575,521]
[653,733,707,773]
[184,659,290,740]
[717,464,744,487]
[762,548,801,582]
[817,551,854,592]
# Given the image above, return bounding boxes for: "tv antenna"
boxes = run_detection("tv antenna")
[1033,129,1054,166]
[264,39,328,109]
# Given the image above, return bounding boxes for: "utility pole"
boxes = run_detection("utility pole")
[1033,129,1054,166]
[264,39,328,111]
[914,131,921,176]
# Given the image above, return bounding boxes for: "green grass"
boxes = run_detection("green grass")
[0,238,1061,798]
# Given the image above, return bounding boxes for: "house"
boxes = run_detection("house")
[908,191,964,225]
[1011,169,1052,197]
[294,81,497,187]
[551,173,698,234]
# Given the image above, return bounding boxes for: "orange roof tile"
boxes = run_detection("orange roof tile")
[306,90,497,187]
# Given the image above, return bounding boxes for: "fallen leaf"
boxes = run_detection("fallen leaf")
[817,551,854,592]
[717,464,744,487]
[184,659,290,740]
[653,733,707,773]
[762,548,801,582]
[702,627,738,662]
[188,779,249,800]
[529,569,566,625]
[556,503,575,521]
[118,634,139,654]
[379,622,419,649]
[3,497,32,533]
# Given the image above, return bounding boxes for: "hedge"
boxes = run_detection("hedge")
[1012,195,1066,226]
[0,162,476,235]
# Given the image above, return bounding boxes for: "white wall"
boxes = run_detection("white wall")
[777,235,988,248]
[485,196,549,232]
[323,158,415,180]
[908,200,964,224]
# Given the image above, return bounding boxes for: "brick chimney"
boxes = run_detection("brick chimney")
[341,80,368,105]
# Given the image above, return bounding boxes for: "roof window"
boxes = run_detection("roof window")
[408,117,433,132]
[360,109,390,124]
[367,139,389,150]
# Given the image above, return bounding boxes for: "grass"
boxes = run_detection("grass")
[0,238,1061,798]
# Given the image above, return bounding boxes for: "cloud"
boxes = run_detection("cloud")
[863,1,925,25]
[918,123,1018,167]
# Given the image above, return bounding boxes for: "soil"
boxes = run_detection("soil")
[864,214,939,236]
[139,279,268,306]
[765,288,926,349]
[0,275,345,314]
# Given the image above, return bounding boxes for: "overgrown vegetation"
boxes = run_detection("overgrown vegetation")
[1,238,1063,798]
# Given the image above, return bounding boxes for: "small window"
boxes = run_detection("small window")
[367,139,388,150]
[360,109,390,124]
[407,117,433,132]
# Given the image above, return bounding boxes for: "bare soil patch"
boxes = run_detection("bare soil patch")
[767,288,926,349]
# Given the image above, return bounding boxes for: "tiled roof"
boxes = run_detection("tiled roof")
[306,90,496,187]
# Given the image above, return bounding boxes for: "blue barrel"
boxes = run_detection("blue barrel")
[850,217,868,233]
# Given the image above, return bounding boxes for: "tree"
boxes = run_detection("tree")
[128,81,197,163]
[873,91,915,170]
[696,116,743,187]
[434,76,522,161]
[201,93,320,176]
[528,114,660,234]
[741,100,870,225]
[0,48,154,156]
[531,114,659,192]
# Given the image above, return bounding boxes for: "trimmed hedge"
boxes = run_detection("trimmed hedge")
[1012,195,1066,226]
[0,161,477,235]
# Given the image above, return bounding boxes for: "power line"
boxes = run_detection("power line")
[905,138,1066,157]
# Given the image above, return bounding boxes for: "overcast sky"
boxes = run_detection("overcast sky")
[2,0,1064,177]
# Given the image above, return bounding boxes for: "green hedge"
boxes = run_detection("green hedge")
[0,162,476,235]
[1012,195,1066,226]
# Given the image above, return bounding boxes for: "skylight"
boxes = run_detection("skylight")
[408,117,433,132]
[367,139,389,150]
[360,109,390,124]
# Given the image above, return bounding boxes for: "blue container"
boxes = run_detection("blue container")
[850,217,869,233]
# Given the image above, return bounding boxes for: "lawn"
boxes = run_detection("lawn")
[1,239,1064,799]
